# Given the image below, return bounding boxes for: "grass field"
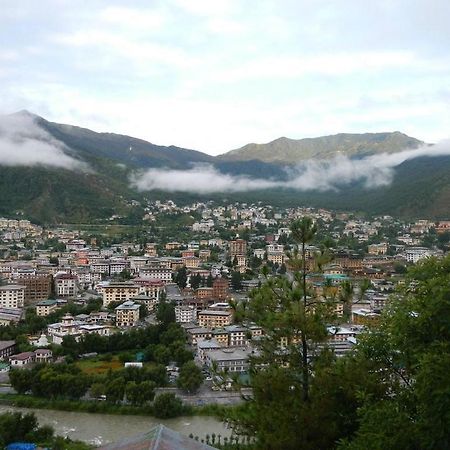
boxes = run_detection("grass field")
[76,357,123,375]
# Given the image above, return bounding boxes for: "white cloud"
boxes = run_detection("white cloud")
[0,112,87,170]
[131,141,450,193]
[130,164,279,193]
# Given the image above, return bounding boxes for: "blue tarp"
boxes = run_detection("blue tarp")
[6,443,37,450]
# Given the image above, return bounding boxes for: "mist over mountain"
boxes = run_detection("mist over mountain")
[0,111,449,222]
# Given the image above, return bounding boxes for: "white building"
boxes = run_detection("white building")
[175,305,197,324]
[0,285,25,308]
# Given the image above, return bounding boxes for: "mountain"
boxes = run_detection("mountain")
[0,111,449,223]
[220,132,423,164]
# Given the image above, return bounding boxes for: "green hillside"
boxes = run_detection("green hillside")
[221,132,423,164]
[1,111,449,222]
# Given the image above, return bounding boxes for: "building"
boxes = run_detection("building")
[0,340,16,360]
[47,313,110,344]
[368,243,388,255]
[205,347,250,373]
[102,282,141,307]
[0,284,25,308]
[175,305,197,323]
[0,307,22,326]
[198,310,233,328]
[34,348,53,363]
[54,273,78,297]
[20,274,52,302]
[139,266,172,283]
[226,325,248,347]
[212,277,229,300]
[36,299,58,317]
[10,351,35,367]
[115,301,140,327]
[229,239,247,258]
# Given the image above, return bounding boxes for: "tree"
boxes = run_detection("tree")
[153,393,184,418]
[339,255,450,450]
[190,273,201,290]
[206,274,213,287]
[105,377,125,404]
[225,218,347,449]
[9,368,32,394]
[289,216,318,402]
[177,361,203,393]
[156,298,175,326]
[230,271,242,291]
[174,266,187,289]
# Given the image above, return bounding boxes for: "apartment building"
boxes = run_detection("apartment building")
[54,273,78,298]
[0,284,25,308]
[115,301,140,327]
[102,282,141,307]
[198,310,232,328]
[36,299,59,317]
[229,239,247,258]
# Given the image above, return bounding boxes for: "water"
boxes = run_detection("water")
[0,405,230,446]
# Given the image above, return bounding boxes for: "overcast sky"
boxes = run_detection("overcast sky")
[1,0,450,155]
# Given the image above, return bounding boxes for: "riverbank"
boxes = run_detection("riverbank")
[0,393,229,419]
[0,404,231,446]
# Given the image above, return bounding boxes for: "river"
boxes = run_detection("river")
[0,405,230,446]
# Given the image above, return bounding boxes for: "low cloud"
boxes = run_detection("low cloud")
[0,112,87,170]
[130,165,279,193]
[131,140,450,194]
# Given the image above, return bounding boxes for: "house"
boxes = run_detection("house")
[34,348,53,363]
[115,301,140,327]
[10,351,35,367]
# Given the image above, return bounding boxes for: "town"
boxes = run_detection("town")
[0,202,449,410]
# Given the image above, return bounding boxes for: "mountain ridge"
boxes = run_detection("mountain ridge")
[220,131,424,164]
[0,111,448,223]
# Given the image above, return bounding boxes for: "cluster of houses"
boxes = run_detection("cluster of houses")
[0,206,449,376]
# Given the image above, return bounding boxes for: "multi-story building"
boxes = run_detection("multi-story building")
[226,325,248,347]
[115,301,140,327]
[205,347,250,373]
[0,307,22,326]
[229,239,247,258]
[0,284,25,308]
[19,275,52,302]
[212,277,229,300]
[175,305,197,323]
[0,340,16,360]
[102,282,141,307]
[198,310,233,328]
[139,266,172,283]
[36,299,59,317]
[54,273,78,298]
